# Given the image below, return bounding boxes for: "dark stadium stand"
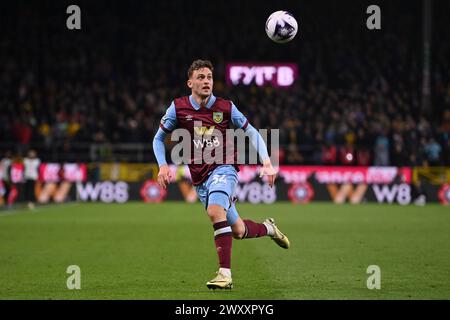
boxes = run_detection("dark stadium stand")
[0,0,449,165]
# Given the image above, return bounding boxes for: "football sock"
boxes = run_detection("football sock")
[263,221,275,236]
[243,219,271,238]
[213,221,232,269]
[219,268,232,278]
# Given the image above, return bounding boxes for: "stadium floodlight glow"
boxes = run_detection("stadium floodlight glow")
[226,63,298,88]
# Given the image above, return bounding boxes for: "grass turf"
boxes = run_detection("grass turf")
[0,202,449,299]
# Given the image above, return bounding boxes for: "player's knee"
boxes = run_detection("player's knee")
[233,229,245,239]
[206,205,226,221]
[232,221,246,239]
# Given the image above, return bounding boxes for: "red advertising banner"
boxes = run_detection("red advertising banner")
[39,163,87,182]
[167,165,412,185]
[278,166,412,184]
[39,163,61,182]
[63,163,87,182]
[237,165,411,184]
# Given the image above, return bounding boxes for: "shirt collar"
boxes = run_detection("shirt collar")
[189,94,216,110]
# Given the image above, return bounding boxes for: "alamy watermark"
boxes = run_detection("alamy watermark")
[366,5,381,30]
[366,265,381,290]
[66,5,81,30]
[66,265,81,290]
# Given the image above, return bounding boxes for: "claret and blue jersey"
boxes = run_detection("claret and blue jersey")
[153,93,270,221]
[158,94,249,135]
[153,94,269,184]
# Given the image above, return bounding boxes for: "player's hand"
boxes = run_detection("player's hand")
[157,165,171,189]
[259,159,277,188]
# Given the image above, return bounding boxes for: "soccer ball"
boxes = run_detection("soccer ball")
[265,10,298,43]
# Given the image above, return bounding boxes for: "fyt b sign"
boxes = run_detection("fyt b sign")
[226,63,298,88]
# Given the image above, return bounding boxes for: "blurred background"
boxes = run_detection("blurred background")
[0,0,449,205]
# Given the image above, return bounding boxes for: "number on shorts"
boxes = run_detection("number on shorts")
[211,175,227,185]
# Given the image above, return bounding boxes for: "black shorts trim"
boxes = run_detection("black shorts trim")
[205,190,231,210]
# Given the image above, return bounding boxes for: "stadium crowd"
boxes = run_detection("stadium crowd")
[0,1,449,166]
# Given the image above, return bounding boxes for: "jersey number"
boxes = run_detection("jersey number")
[211,175,227,185]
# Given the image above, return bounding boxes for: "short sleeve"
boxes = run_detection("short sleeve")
[159,102,177,133]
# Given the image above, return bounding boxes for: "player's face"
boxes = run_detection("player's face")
[188,68,213,99]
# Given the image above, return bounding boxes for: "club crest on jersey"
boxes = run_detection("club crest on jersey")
[213,112,223,124]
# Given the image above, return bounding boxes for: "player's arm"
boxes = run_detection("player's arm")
[231,103,277,187]
[153,102,177,189]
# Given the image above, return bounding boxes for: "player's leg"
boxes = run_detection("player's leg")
[3,181,10,208]
[206,203,231,270]
[7,183,18,208]
[205,203,233,290]
[25,179,34,209]
[227,203,290,249]
[194,179,233,289]
[227,203,267,239]
[204,166,238,289]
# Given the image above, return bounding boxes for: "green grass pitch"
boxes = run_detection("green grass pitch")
[0,202,449,300]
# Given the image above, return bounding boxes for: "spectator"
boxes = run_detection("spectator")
[374,133,390,166]
[285,144,304,164]
[356,148,371,166]
[424,138,442,166]
[0,151,13,208]
[391,143,409,166]
[321,142,337,165]
[23,149,41,210]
